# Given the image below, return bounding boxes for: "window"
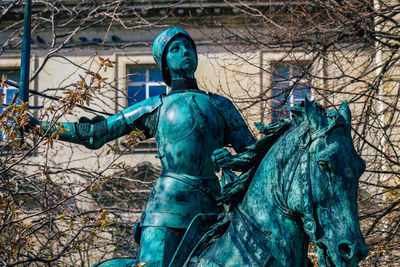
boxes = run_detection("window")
[127,67,167,106]
[271,62,311,121]
[0,69,20,141]
[0,69,19,111]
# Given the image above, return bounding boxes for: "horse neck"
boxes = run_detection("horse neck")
[240,122,307,222]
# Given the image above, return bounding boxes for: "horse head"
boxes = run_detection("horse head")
[294,98,369,266]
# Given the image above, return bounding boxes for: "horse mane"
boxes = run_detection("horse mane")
[218,101,325,206]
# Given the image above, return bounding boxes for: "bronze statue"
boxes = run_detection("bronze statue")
[30,27,369,267]
[32,27,255,266]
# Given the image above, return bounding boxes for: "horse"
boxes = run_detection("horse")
[94,98,369,267]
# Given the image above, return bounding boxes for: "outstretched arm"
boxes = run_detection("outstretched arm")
[35,96,162,150]
[40,113,131,150]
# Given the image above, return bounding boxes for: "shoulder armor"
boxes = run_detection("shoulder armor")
[208,93,247,131]
[121,95,162,125]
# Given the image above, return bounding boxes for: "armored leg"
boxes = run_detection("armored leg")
[139,226,185,267]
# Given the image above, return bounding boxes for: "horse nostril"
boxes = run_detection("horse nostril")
[338,242,353,260]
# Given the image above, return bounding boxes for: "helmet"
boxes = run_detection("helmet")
[152,27,197,86]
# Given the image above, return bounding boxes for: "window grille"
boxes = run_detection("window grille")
[127,67,167,106]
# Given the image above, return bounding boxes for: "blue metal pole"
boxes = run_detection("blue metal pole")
[19,0,31,104]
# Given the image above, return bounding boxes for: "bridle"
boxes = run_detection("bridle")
[275,119,346,243]
[280,120,349,248]
[271,123,324,243]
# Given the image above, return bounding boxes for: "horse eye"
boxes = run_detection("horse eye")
[317,160,330,172]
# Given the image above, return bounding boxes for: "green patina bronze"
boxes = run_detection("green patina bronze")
[32,27,369,266]
[185,98,369,266]
[36,27,255,266]
[93,98,369,267]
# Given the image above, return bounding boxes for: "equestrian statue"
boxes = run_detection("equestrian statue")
[28,27,369,266]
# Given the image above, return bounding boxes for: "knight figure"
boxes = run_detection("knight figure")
[31,27,255,266]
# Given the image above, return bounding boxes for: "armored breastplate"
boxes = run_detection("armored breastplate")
[155,91,225,176]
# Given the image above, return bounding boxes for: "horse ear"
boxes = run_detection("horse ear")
[339,100,352,132]
[339,100,351,124]
[304,95,324,131]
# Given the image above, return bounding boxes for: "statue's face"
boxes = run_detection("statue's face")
[165,36,197,79]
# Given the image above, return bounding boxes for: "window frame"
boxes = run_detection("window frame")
[126,65,168,106]
[0,69,20,142]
